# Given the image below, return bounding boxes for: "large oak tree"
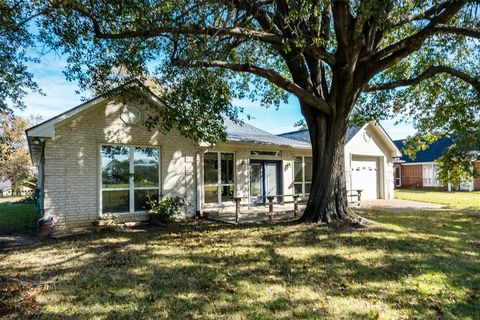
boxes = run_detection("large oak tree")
[3,0,480,224]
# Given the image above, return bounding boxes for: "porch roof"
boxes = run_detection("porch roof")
[224,118,311,149]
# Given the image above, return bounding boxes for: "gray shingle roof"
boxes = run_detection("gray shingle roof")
[224,118,311,148]
[277,127,362,144]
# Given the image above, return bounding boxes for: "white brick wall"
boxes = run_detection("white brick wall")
[43,98,198,228]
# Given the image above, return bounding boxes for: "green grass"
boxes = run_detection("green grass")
[395,189,480,210]
[0,196,25,204]
[1,210,479,319]
[0,199,39,233]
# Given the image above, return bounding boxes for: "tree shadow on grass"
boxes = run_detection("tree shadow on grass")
[0,211,479,319]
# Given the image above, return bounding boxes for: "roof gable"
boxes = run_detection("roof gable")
[26,80,163,139]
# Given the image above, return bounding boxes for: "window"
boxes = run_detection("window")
[293,156,312,195]
[101,145,160,213]
[204,152,235,204]
[394,166,401,187]
[422,164,440,187]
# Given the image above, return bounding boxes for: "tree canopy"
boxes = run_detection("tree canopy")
[1,0,479,223]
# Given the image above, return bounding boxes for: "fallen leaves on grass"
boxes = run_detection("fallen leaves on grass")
[0,276,45,317]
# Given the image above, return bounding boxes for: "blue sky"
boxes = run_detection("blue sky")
[17,52,415,140]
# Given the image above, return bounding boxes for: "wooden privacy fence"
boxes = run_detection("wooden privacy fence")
[232,194,307,224]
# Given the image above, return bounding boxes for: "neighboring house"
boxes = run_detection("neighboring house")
[26,81,401,229]
[393,137,480,191]
[0,179,12,197]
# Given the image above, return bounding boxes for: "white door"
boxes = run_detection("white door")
[351,158,379,200]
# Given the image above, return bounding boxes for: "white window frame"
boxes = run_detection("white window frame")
[422,163,440,187]
[293,156,312,196]
[203,152,235,204]
[394,165,401,187]
[100,144,161,214]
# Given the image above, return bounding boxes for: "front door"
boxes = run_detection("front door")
[250,160,282,204]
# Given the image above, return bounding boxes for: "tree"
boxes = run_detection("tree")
[0,114,32,195]
[437,134,479,189]
[4,1,480,224]
[0,1,43,114]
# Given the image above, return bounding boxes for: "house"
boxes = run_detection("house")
[0,179,12,197]
[393,137,480,191]
[26,81,401,229]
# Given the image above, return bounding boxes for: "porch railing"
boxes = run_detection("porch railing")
[233,194,307,224]
[230,189,362,224]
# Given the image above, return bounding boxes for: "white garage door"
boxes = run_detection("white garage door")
[351,158,379,200]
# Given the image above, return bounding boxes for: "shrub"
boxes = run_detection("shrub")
[149,197,185,225]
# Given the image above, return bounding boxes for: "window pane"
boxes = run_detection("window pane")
[204,185,218,203]
[204,153,218,185]
[134,147,159,187]
[304,157,313,182]
[221,185,234,202]
[250,163,262,197]
[294,157,303,183]
[305,183,311,194]
[134,189,159,211]
[102,190,129,213]
[294,183,303,195]
[101,146,130,188]
[221,153,234,184]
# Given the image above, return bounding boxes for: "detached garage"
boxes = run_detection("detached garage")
[344,122,401,200]
[280,121,402,200]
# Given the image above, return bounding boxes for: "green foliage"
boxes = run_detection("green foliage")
[0,0,43,114]
[0,114,34,194]
[436,144,478,189]
[293,119,308,129]
[148,196,185,224]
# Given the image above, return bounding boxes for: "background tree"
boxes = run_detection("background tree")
[0,114,33,195]
[3,0,480,224]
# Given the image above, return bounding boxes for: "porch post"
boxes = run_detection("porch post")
[293,195,299,218]
[234,197,241,224]
[267,196,274,220]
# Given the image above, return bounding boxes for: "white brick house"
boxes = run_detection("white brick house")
[27,81,401,228]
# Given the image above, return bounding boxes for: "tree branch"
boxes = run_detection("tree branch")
[68,5,336,66]
[434,24,480,39]
[371,1,466,73]
[365,65,480,92]
[171,58,331,115]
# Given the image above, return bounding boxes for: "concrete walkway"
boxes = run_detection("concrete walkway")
[358,199,444,211]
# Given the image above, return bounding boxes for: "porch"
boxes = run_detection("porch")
[203,195,306,224]
[202,193,362,224]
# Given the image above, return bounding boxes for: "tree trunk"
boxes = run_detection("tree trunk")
[299,104,366,225]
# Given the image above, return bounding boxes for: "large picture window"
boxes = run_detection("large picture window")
[204,152,234,204]
[101,145,160,213]
[293,156,312,195]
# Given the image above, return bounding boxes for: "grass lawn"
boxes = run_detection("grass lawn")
[395,189,480,210]
[1,210,479,319]
[0,198,39,233]
[0,196,25,205]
